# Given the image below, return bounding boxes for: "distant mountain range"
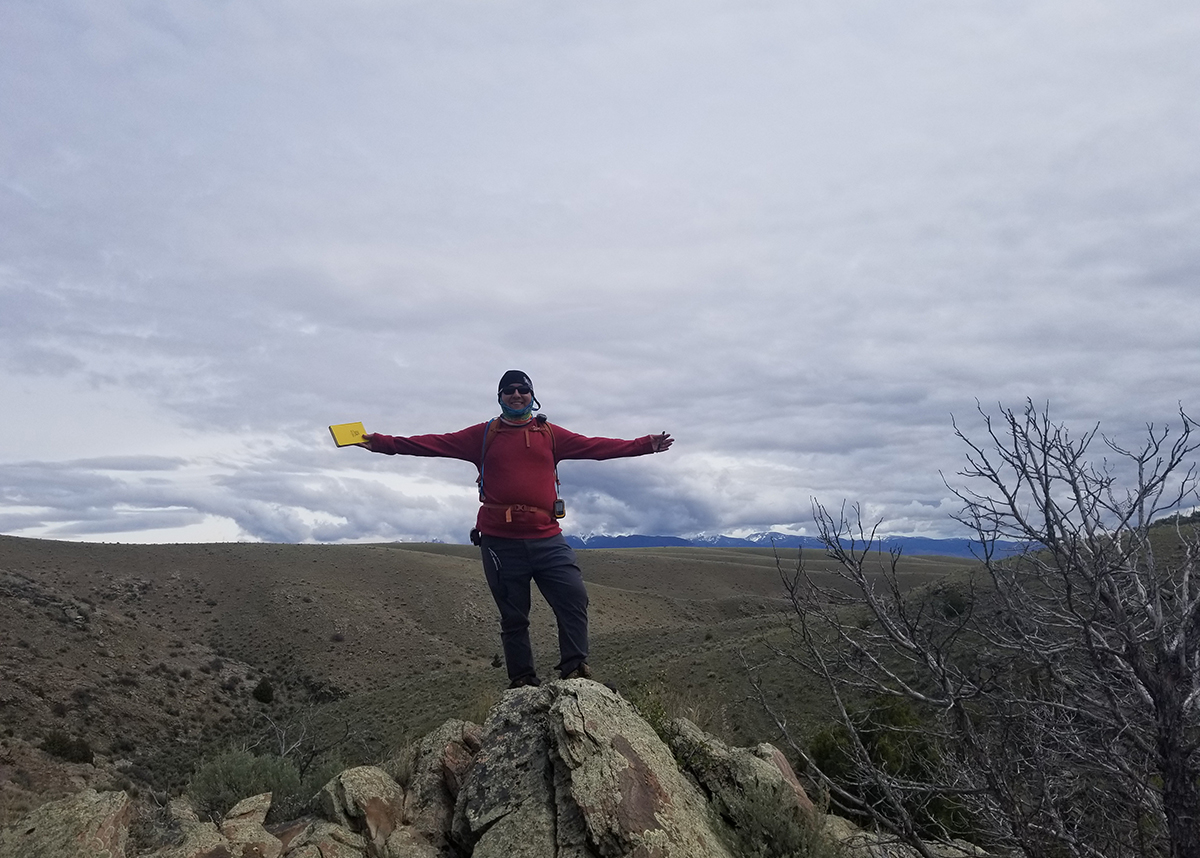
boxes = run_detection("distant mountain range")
[564,531,1028,559]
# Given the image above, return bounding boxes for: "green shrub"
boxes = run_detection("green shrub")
[41,730,94,764]
[383,736,418,790]
[187,750,301,821]
[187,748,342,823]
[623,673,672,738]
[808,697,971,839]
[619,669,727,740]
[268,757,344,823]
[466,687,499,726]
[710,777,843,858]
[252,678,274,704]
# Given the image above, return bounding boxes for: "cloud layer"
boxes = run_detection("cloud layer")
[2,1,1199,542]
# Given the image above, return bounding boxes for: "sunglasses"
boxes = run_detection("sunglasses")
[501,385,531,396]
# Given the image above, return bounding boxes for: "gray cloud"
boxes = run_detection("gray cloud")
[2,1,1199,543]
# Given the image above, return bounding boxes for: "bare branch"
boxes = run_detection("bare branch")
[761,404,1200,858]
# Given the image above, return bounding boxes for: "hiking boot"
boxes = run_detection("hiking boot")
[562,663,593,681]
[508,674,542,689]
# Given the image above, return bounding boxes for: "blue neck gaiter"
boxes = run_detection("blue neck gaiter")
[499,400,536,421]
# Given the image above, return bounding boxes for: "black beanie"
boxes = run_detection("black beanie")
[498,370,534,393]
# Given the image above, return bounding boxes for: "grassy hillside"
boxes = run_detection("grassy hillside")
[0,534,970,823]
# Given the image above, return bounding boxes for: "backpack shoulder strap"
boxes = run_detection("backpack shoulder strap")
[477,418,501,501]
[481,418,501,460]
[536,415,561,491]
[535,414,556,457]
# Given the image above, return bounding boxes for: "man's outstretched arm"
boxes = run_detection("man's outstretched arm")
[358,424,486,463]
[552,427,674,460]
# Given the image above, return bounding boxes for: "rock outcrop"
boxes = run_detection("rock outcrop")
[0,679,990,858]
[392,717,482,850]
[453,680,730,858]
[317,766,405,853]
[0,787,133,858]
[666,716,816,856]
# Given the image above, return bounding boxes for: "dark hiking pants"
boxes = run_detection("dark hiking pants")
[478,533,589,682]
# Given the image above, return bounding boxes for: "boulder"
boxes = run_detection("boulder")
[751,742,815,814]
[391,718,482,850]
[219,792,282,858]
[0,788,132,858]
[451,686,558,858]
[141,793,286,858]
[266,816,315,853]
[667,717,815,835]
[453,680,733,858]
[168,795,203,825]
[224,792,273,828]
[281,819,369,857]
[142,822,226,858]
[317,766,405,853]
[383,824,441,858]
[141,796,227,858]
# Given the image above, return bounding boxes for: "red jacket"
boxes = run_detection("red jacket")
[367,419,657,539]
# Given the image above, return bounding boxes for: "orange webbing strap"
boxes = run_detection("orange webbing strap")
[480,502,553,523]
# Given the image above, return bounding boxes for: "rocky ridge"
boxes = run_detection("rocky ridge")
[1,680,989,858]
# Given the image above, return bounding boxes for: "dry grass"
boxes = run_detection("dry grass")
[0,534,968,819]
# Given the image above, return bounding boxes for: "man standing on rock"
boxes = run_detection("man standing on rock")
[356,370,673,688]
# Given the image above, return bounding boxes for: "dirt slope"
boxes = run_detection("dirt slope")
[0,534,968,824]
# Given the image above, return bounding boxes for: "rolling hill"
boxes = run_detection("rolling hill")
[0,534,972,824]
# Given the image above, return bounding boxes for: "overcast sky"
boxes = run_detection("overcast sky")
[2,1,1198,544]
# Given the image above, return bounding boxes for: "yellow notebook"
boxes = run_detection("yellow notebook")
[329,422,368,447]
